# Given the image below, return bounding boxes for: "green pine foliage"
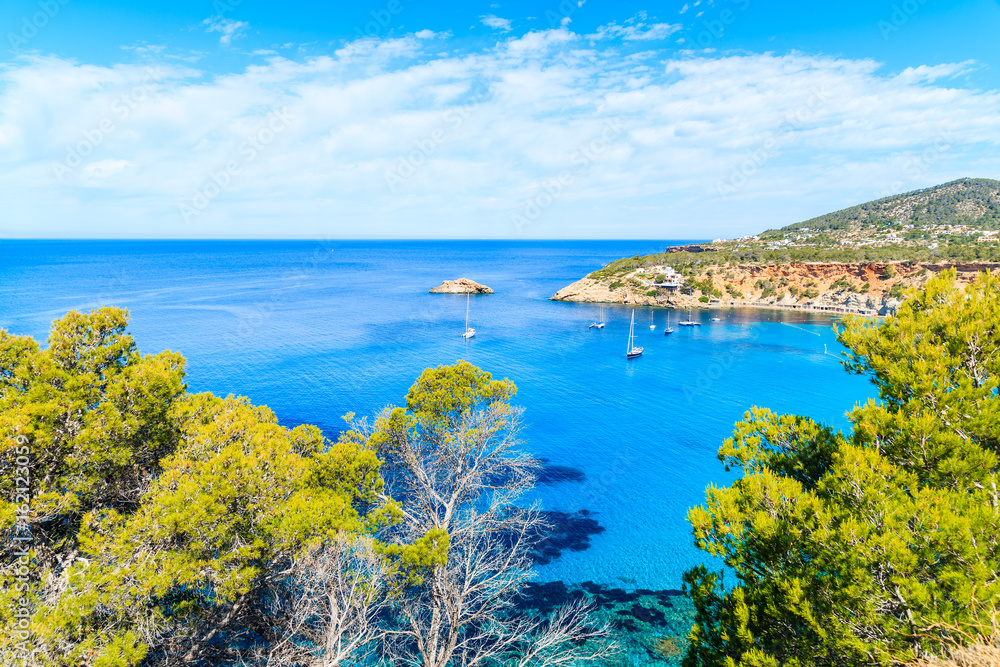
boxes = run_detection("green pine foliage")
[3,311,586,667]
[685,269,1000,667]
[0,308,435,666]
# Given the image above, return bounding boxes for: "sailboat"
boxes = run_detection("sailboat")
[626,310,644,359]
[678,307,700,327]
[589,305,605,329]
[649,310,656,330]
[462,293,475,338]
[664,309,674,335]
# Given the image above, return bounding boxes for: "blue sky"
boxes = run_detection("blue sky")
[1,0,998,238]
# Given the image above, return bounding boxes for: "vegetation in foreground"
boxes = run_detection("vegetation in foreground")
[686,268,1000,667]
[5,268,1000,666]
[0,311,613,666]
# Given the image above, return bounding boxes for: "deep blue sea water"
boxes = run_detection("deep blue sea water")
[0,240,875,590]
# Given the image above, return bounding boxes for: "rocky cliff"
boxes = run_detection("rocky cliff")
[430,278,494,294]
[551,262,997,316]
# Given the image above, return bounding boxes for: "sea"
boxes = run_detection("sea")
[0,239,874,593]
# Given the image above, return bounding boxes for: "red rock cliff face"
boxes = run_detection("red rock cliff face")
[551,262,999,316]
[711,262,988,296]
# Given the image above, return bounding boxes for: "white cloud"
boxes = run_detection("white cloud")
[894,61,978,84]
[680,4,689,14]
[481,15,512,32]
[0,33,998,239]
[203,16,249,46]
[333,36,423,63]
[83,159,133,180]
[590,13,682,41]
[123,43,166,55]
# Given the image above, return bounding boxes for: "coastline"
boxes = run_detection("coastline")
[551,261,1000,317]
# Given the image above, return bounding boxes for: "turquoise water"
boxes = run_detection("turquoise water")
[0,240,874,590]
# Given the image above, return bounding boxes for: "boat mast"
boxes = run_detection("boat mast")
[465,293,470,332]
[628,311,634,352]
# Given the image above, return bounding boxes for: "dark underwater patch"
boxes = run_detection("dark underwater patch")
[530,509,606,565]
[534,458,586,485]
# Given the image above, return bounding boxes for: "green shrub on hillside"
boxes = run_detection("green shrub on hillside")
[831,277,855,292]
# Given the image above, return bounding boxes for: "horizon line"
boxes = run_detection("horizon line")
[0,237,714,242]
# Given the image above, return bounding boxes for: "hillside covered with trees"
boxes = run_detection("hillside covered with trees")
[552,178,1000,313]
[773,177,1000,235]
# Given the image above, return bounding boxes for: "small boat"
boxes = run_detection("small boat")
[462,293,475,338]
[678,308,701,327]
[590,305,606,329]
[626,310,644,359]
[710,317,722,322]
[649,310,656,330]
[664,310,674,335]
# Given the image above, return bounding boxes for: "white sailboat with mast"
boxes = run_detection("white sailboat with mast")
[679,307,700,327]
[626,310,643,359]
[589,305,606,329]
[462,293,476,338]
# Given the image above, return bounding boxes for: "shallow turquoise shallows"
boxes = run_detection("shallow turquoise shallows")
[0,240,875,589]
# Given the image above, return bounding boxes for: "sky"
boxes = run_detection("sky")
[0,0,998,239]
